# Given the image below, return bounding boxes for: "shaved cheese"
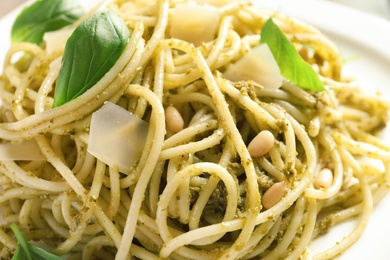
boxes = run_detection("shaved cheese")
[87,102,149,174]
[224,43,283,89]
[170,4,221,46]
[43,28,73,55]
[0,139,45,161]
[196,0,236,7]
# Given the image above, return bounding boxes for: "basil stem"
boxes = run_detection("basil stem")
[10,223,63,260]
[260,18,324,92]
[52,9,130,107]
[11,0,84,44]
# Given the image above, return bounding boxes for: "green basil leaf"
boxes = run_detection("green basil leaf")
[52,9,130,107]
[260,18,324,92]
[11,0,84,44]
[10,223,63,260]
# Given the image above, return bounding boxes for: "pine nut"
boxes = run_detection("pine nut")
[165,105,184,133]
[314,168,333,189]
[248,130,275,157]
[262,181,286,210]
[4,110,17,123]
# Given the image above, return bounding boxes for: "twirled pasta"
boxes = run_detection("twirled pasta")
[0,0,389,259]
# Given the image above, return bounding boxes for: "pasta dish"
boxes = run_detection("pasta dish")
[0,0,389,259]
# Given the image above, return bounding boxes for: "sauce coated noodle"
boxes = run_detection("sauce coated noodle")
[0,0,389,259]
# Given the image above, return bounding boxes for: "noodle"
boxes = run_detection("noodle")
[0,0,389,259]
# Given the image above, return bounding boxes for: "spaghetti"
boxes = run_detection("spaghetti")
[0,0,389,259]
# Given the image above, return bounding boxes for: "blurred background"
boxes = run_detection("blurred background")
[1,0,390,20]
[1,0,390,19]
[0,0,25,17]
[326,0,390,20]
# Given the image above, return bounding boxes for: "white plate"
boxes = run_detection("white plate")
[1,0,390,259]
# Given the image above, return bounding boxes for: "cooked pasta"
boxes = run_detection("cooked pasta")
[0,0,389,259]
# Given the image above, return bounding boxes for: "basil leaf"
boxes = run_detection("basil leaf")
[52,9,130,107]
[10,223,63,260]
[11,0,84,44]
[260,18,324,92]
